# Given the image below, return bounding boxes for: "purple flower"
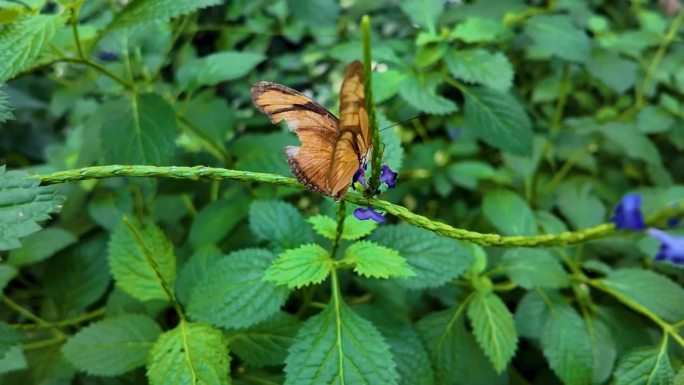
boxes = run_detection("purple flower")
[97,51,119,61]
[647,228,684,265]
[668,217,681,228]
[611,193,645,231]
[448,128,462,140]
[353,207,386,223]
[380,164,398,188]
[352,166,366,190]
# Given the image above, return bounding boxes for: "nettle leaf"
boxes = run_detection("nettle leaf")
[398,74,458,115]
[189,195,249,249]
[370,224,473,289]
[285,299,398,385]
[227,312,299,368]
[62,314,162,377]
[108,218,176,302]
[109,0,222,29]
[399,0,443,33]
[0,322,20,359]
[0,14,64,83]
[613,346,674,385]
[147,321,230,385]
[250,200,313,251]
[446,49,514,92]
[343,241,415,279]
[482,189,537,235]
[467,292,518,373]
[524,15,590,63]
[287,0,339,29]
[464,86,533,155]
[7,227,76,266]
[175,246,223,306]
[502,248,569,288]
[309,214,378,241]
[0,87,14,124]
[188,248,289,329]
[263,244,333,289]
[514,291,551,339]
[587,50,638,94]
[177,51,265,91]
[600,268,684,323]
[450,17,508,43]
[99,93,177,164]
[541,303,593,385]
[0,167,64,251]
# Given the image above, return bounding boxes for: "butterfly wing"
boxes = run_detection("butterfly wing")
[251,81,339,196]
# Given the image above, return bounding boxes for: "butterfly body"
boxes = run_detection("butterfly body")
[251,61,370,200]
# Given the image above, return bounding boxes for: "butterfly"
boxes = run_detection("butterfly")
[251,60,371,200]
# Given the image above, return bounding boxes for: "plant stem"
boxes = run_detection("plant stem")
[11,307,105,330]
[330,200,347,259]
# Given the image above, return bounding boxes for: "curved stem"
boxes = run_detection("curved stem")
[11,307,105,331]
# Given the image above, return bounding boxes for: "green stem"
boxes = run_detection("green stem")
[23,335,68,351]
[2,296,67,338]
[361,15,381,197]
[35,165,684,247]
[11,307,105,331]
[70,3,86,61]
[330,200,347,259]
[59,57,135,90]
[551,64,570,132]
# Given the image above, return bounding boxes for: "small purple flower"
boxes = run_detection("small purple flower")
[380,164,398,188]
[611,193,645,231]
[647,228,684,265]
[352,166,366,189]
[448,128,462,140]
[97,51,119,61]
[353,207,386,223]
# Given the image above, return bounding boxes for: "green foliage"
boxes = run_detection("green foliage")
[446,49,513,92]
[467,292,518,373]
[482,188,537,235]
[147,321,230,385]
[0,87,13,124]
[108,0,222,29]
[524,15,590,63]
[342,240,415,279]
[177,51,266,91]
[309,214,378,240]
[250,200,313,250]
[541,303,593,385]
[263,244,333,289]
[227,312,299,368]
[0,323,20,359]
[613,345,674,385]
[501,248,569,289]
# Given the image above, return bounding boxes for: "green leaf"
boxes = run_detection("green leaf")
[525,15,590,63]
[308,215,337,239]
[0,167,64,251]
[147,321,230,385]
[7,227,76,266]
[109,0,222,29]
[227,312,299,368]
[189,195,249,249]
[637,106,674,134]
[373,70,405,103]
[601,122,661,165]
[0,323,20,359]
[447,161,498,190]
[250,200,313,251]
[177,51,265,91]
[399,0,443,33]
[44,235,111,312]
[287,0,339,29]
[108,218,176,302]
[99,93,177,164]
[541,303,593,385]
[446,49,514,92]
[482,189,537,235]
[464,86,533,155]
[514,291,549,339]
[467,292,518,373]
[284,298,398,385]
[0,346,26,374]
[62,314,162,377]
[590,316,617,384]
[188,248,289,329]
[343,241,415,279]
[600,268,684,323]
[0,264,16,295]
[556,181,605,229]
[450,17,508,43]
[398,74,458,115]
[586,50,638,93]
[308,214,378,241]
[502,248,569,288]
[370,224,473,289]
[613,345,674,385]
[263,244,333,289]
[175,246,223,306]
[0,87,14,124]
[0,15,64,83]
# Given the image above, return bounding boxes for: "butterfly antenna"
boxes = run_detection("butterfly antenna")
[378,114,427,132]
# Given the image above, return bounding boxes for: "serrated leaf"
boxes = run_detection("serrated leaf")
[0,323,20,360]
[590,316,617,384]
[446,49,513,92]
[62,314,161,377]
[188,195,249,249]
[308,215,337,239]
[399,0,443,33]
[0,15,64,83]
[541,303,592,385]
[175,246,223,306]
[614,345,673,385]
[109,0,222,29]
[0,167,64,251]
[525,15,590,63]
[108,218,176,302]
[514,291,549,339]
[370,224,473,289]
[467,292,517,373]
[502,248,569,288]
[250,200,313,251]
[188,248,289,329]
[284,298,398,385]
[263,244,333,289]
[227,312,299,368]
[99,93,177,164]
[343,241,415,279]
[177,51,265,90]
[398,74,458,115]
[147,321,230,385]
[7,227,76,266]
[0,87,14,124]
[464,86,532,155]
[287,0,339,29]
[482,189,537,235]
[450,17,508,43]
[309,215,379,241]
[600,268,684,323]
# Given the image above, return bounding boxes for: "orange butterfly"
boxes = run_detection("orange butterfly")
[251,61,371,200]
